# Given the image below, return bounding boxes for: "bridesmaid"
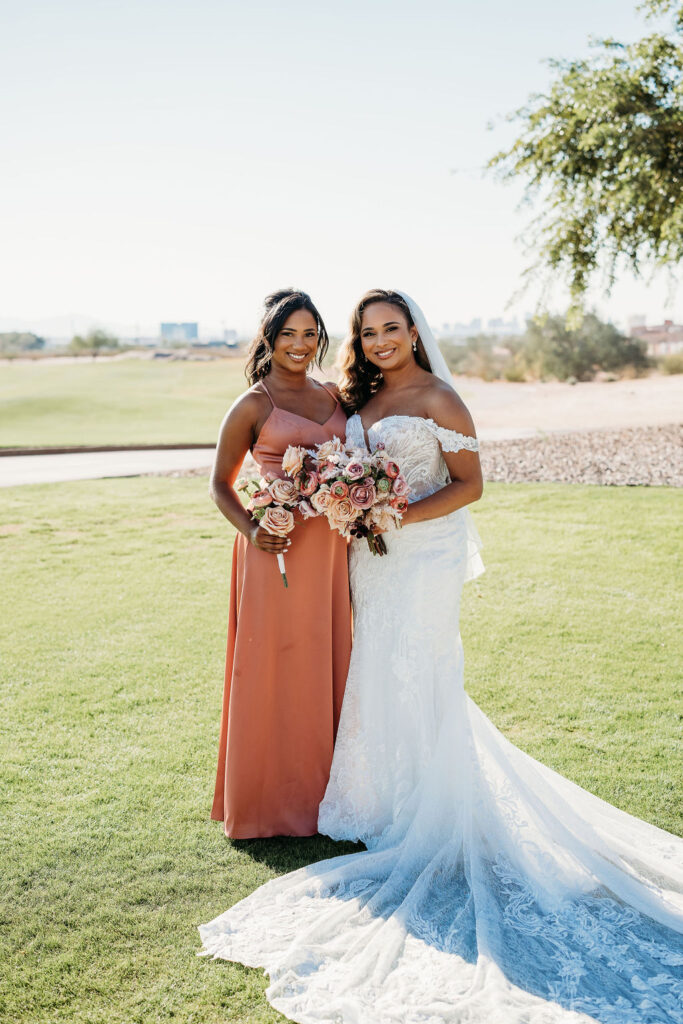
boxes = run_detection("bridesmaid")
[209,289,351,839]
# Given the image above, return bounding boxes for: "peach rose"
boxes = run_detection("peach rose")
[282,445,306,478]
[261,505,295,536]
[385,461,400,479]
[310,485,334,514]
[316,436,346,461]
[390,495,409,514]
[269,477,299,505]
[327,498,357,531]
[349,482,377,511]
[369,504,399,533]
[392,475,410,497]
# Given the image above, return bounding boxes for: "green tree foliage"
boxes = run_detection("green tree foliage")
[0,332,46,353]
[521,313,648,380]
[68,329,120,353]
[440,315,647,381]
[490,0,683,309]
[441,335,520,381]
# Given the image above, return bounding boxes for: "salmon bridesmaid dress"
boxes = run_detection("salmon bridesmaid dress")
[210,381,352,838]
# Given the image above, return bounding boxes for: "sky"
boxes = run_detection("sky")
[1,0,680,337]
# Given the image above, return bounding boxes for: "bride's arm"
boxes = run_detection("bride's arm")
[401,389,483,527]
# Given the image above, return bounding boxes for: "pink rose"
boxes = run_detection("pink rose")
[385,461,400,479]
[331,481,349,499]
[299,472,320,497]
[298,499,317,520]
[310,485,334,514]
[392,475,410,497]
[249,489,273,509]
[269,477,299,505]
[260,505,295,537]
[282,445,306,478]
[390,495,409,514]
[349,482,377,511]
[345,461,365,481]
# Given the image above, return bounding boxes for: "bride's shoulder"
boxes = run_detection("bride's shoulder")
[425,382,477,440]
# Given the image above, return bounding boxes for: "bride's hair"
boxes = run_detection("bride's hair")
[337,289,432,412]
[245,289,330,385]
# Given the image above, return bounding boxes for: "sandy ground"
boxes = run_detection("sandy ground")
[455,374,682,438]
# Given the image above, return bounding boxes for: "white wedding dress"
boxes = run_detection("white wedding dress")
[199,414,683,1024]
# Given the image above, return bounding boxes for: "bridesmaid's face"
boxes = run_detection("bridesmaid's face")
[271,309,319,373]
[360,302,418,373]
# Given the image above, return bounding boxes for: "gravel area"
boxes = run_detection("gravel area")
[480,424,682,487]
[155,424,682,488]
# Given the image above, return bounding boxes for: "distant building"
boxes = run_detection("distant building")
[628,319,683,356]
[160,322,198,342]
[434,318,484,340]
[486,317,519,336]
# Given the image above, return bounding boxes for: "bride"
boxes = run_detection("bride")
[199,290,683,1024]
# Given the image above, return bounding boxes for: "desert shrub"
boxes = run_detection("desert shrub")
[660,352,683,374]
[0,332,45,354]
[68,329,120,353]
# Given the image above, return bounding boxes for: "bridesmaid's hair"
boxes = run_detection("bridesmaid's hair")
[337,289,432,412]
[245,289,330,385]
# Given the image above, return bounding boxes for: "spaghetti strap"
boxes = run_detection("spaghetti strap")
[318,381,339,406]
[257,380,276,408]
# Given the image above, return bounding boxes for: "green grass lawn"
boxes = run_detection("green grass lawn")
[0,358,249,448]
[1,479,681,1023]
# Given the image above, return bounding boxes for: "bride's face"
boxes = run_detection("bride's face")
[360,302,418,373]
[271,309,319,373]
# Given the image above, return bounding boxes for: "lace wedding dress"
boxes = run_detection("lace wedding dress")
[199,414,683,1024]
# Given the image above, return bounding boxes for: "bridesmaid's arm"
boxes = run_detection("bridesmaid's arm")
[401,389,483,528]
[210,392,290,555]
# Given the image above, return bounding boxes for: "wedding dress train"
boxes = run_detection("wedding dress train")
[199,414,683,1024]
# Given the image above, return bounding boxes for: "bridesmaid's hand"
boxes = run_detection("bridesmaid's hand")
[249,524,292,554]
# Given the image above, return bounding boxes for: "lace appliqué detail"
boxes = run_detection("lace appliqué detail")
[422,417,479,453]
[346,414,477,503]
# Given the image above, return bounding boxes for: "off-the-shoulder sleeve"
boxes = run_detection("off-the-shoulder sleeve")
[424,418,479,453]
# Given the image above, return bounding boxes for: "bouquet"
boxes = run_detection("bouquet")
[236,437,409,588]
[236,474,301,587]
[281,436,410,556]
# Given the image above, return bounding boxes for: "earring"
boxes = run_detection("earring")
[412,341,417,352]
